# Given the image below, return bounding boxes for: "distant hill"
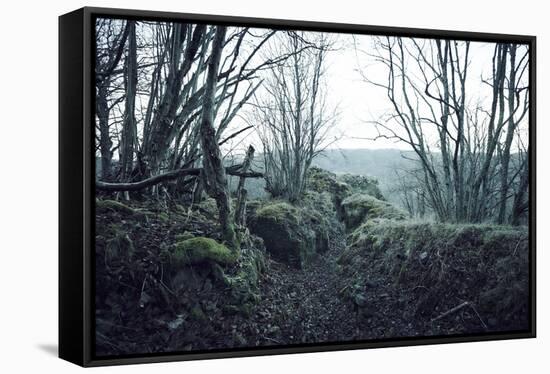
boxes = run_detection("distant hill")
[97,149,422,205]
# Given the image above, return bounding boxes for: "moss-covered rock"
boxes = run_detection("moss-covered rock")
[307,167,352,217]
[249,202,319,268]
[338,174,385,200]
[307,167,339,193]
[225,246,266,315]
[171,237,237,267]
[196,197,218,218]
[341,193,406,230]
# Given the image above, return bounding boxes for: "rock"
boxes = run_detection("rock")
[337,173,385,200]
[170,237,237,267]
[341,193,407,230]
[306,167,352,217]
[249,202,318,268]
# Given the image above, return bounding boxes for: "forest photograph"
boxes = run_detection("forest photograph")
[93,17,531,356]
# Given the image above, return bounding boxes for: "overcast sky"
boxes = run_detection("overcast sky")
[96,20,530,158]
[223,30,530,156]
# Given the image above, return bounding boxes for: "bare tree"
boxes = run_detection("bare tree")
[120,20,137,182]
[253,33,337,202]
[198,26,239,249]
[359,37,529,223]
[95,19,129,180]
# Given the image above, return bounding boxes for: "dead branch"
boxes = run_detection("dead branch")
[96,164,263,192]
[431,301,470,322]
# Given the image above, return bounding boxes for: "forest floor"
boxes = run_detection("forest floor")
[95,195,529,356]
[245,230,361,346]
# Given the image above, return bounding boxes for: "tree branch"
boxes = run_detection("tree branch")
[96,165,263,192]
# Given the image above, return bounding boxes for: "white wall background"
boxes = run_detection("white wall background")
[0,0,546,372]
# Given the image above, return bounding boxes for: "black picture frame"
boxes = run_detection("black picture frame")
[59,6,537,367]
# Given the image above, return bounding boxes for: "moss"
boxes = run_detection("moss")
[307,167,339,193]
[204,232,268,316]
[171,237,237,266]
[338,174,385,200]
[245,200,263,217]
[223,222,240,251]
[254,202,301,225]
[306,167,352,217]
[250,202,315,268]
[341,193,406,230]
[197,197,218,217]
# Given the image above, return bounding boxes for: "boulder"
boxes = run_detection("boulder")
[249,202,319,268]
[307,167,352,217]
[337,173,385,200]
[341,193,406,230]
[170,237,237,267]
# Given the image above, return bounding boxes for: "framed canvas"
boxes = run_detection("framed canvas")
[59,6,536,367]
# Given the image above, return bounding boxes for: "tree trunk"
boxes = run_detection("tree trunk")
[120,20,137,181]
[510,151,529,226]
[96,83,112,181]
[199,26,239,250]
[498,45,517,224]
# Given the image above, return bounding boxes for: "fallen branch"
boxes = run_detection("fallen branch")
[431,301,470,322]
[431,300,488,330]
[96,164,263,192]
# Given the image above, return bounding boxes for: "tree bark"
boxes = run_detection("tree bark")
[96,83,112,181]
[120,20,137,181]
[497,45,518,224]
[510,150,529,226]
[96,165,262,192]
[199,26,239,250]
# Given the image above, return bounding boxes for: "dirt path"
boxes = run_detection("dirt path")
[248,230,363,346]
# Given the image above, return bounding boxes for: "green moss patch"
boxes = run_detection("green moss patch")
[249,201,327,268]
[171,237,237,266]
[338,173,385,200]
[306,167,352,217]
[254,202,301,225]
[341,193,406,230]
